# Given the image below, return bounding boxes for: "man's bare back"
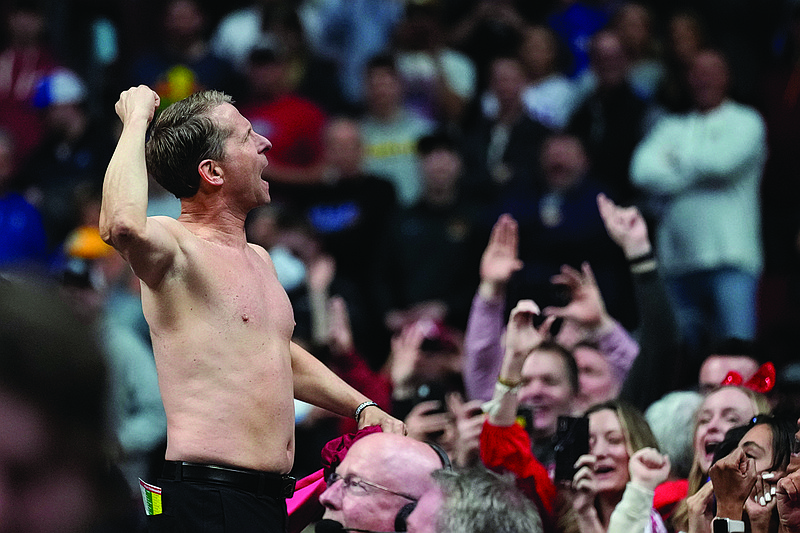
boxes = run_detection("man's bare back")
[142,216,296,472]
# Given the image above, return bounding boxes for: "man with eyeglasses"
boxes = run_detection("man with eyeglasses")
[318,432,444,532]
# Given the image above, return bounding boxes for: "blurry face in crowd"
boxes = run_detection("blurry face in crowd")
[520,26,557,79]
[591,31,628,88]
[324,119,363,177]
[164,0,205,42]
[518,349,575,439]
[669,14,703,65]
[421,148,462,194]
[693,387,758,473]
[689,51,729,112]
[615,4,651,55]
[574,345,618,413]
[366,67,402,116]
[0,388,99,533]
[541,135,588,192]
[490,57,527,110]
[698,355,760,395]
[8,8,45,46]
[589,408,631,495]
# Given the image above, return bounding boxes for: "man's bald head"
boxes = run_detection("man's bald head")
[319,433,444,532]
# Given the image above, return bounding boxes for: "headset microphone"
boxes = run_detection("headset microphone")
[315,519,395,533]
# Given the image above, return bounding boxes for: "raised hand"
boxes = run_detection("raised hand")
[478,214,523,301]
[596,193,651,259]
[486,300,551,427]
[404,400,454,443]
[446,392,485,467]
[710,447,758,520]
[387,322,426,398]
[116,85,160,124]
[686,481,716,533]
[629,447,671,491]
[326,296,354,356]
[307,253,336,294]
[777,469,800,533]
[544,263,612,334]
[504,299,554,360]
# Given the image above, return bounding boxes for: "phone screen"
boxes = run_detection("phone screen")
[553,415,590,482]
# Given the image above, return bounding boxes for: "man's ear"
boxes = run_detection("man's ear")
[198,159,224,187]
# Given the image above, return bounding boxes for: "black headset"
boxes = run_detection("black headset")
[393,441,452,532]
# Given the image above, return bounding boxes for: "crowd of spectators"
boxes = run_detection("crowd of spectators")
[3,0,800,532]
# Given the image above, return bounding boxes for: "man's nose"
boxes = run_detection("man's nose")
[319,481,342,510]
[262,136,272,153]
[520,380,544,400]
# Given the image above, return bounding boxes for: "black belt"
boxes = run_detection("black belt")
[162,461,296,499]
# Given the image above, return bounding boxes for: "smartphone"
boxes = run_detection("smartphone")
[553,415,590,482]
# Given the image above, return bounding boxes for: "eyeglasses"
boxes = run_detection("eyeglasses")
[326,471,418,502]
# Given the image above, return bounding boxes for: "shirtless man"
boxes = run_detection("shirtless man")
[99,86,402,532]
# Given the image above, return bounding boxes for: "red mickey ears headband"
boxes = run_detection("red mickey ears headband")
[720,362,776,393]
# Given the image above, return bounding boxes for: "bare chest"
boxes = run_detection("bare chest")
[180,245,295,339]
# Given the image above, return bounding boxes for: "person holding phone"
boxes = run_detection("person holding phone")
[568,400,671,533]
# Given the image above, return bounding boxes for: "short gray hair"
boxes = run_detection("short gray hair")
[645,390,703,478]
[432,467,543,533]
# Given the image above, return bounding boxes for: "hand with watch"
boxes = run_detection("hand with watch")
[709,447,757,533]
[712,517,745,533]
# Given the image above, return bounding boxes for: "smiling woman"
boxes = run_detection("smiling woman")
[670,386,771,533]
[705,414,798,533]
[564,399,668,533]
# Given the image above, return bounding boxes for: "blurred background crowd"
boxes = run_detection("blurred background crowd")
[2,0,800,531]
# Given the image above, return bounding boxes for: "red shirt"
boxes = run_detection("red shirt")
[241,94,326,169]
[480,420,559,530]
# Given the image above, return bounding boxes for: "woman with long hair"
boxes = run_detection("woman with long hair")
[565,399,671,533]
[699,414,797,533]
[670,386,771,533]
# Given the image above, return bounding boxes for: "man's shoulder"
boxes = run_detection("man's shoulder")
[149,215,188,236]
[246,241,269,258]
[717,100,765,125]
[643,111,690,136]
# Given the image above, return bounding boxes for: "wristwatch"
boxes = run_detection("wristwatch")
[712,517,745,533]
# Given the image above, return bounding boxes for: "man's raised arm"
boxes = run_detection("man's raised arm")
[99,86,177,287]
